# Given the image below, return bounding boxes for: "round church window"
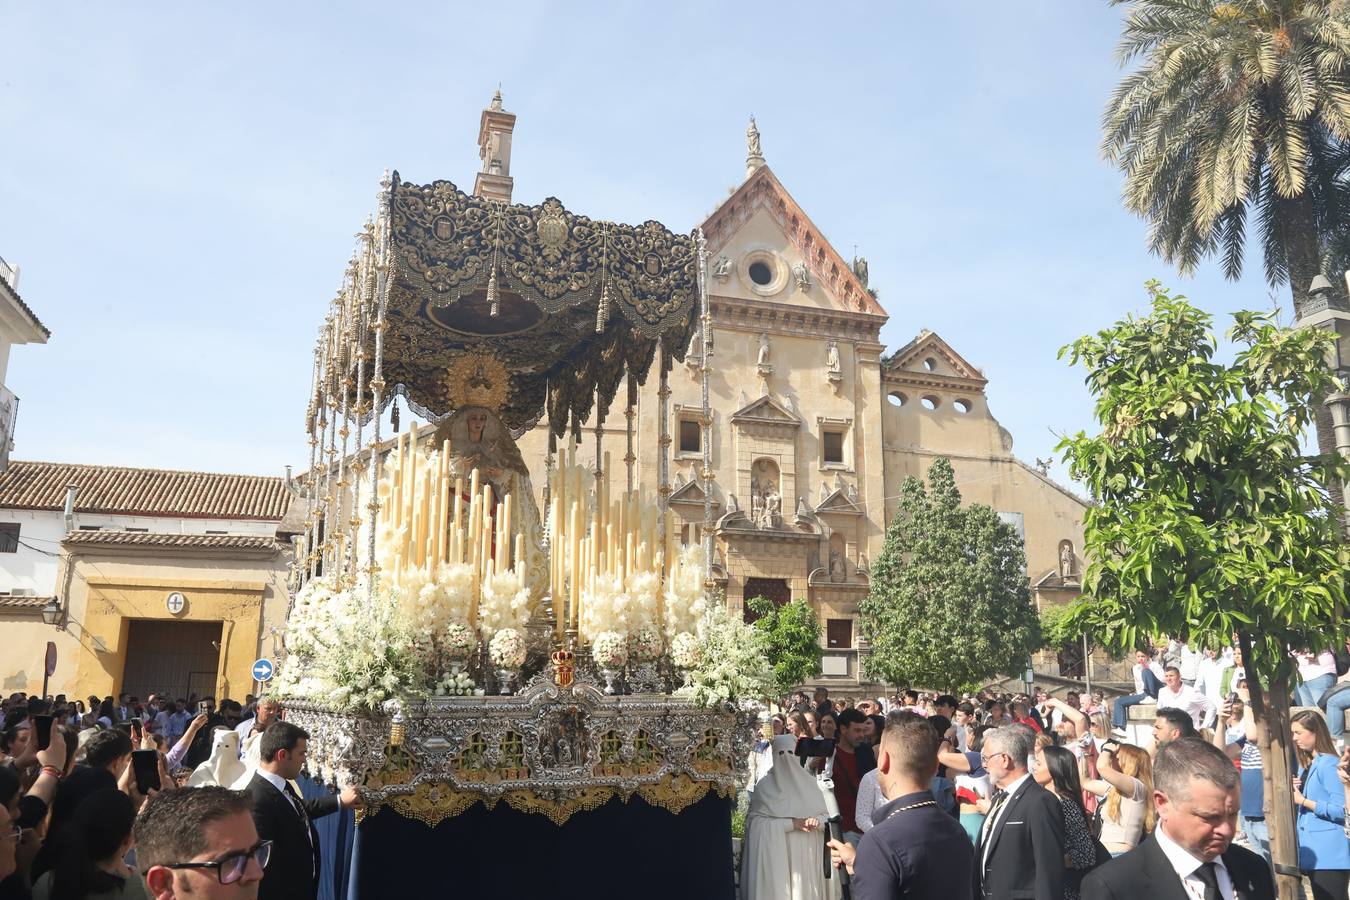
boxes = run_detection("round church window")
[748,261,773,285]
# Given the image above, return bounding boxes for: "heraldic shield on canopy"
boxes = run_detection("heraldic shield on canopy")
[351,176,700,438]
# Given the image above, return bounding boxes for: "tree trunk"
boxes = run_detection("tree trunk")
[1241,632,1300,900]
[1277,190,1323,316]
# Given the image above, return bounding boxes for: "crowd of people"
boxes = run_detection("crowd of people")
[6,636,1350,900]
[0,689,357,900]
[742,644,1350,900]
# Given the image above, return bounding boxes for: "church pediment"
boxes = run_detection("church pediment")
[701,164,887,319]
[669,479,719,508]
[730,395,801,427]
[883,330,989,391]
[815,488,863,517]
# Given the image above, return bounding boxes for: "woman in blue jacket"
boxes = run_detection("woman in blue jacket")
[1292,709,1349,900]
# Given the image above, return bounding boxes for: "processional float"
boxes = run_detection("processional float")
[275,167,753,897]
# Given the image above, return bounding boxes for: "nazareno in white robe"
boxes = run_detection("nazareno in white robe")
[742,735,830,900]
[187,728,246,788]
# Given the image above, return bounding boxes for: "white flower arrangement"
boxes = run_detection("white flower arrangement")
[434,670,477,697]
[478,567,532,638]
[488,627,527,669]
[579,569,663,644]
[592,630,630,668]
[442,621,477,660]
[663,544,708,641]
[669,631,701,668]
[274,575,422,711]
[675,600,772,709]
[629,624,662,661]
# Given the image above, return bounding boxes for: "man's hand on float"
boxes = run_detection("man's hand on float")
[339,785,364,810]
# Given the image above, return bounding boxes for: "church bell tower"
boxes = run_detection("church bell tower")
[474,89,516,204]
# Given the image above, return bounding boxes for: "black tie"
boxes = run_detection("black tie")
[1194,862,1222,900]
[284,784,312,831]
[980,790,1008,846]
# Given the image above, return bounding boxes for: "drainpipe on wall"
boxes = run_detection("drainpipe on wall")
[62,484,78,532]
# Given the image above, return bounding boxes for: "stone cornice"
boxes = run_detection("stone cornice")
[710,295,883,344]
[717,525,820,544]
[881,369,989,395]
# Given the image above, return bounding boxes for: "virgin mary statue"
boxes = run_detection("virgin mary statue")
[433,406,548,598]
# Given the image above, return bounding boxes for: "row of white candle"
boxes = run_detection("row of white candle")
[381,430,523,630]
[546,445,673,643]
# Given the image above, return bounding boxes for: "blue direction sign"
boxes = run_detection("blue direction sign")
[252,658,275,682]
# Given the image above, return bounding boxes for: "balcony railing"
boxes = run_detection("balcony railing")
[0,256,16,291]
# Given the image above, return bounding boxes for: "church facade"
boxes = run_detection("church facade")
[508,112,1090,689]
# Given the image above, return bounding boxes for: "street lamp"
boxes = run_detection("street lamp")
[40,596,63,628]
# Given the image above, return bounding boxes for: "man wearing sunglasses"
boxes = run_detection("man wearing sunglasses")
[136,786,266,899]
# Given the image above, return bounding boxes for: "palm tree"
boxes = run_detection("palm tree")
[1103,0,1350,311]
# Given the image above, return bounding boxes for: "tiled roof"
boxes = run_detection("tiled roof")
[0,461,290,520]
[0,595,51,609]
[62,531,280,553]
[0,277,50,339]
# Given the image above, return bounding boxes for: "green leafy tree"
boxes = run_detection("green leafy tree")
[859,457,1041,692]
[1103,0,1350,307]
[1058,282,1349,900]
[747,596,822,695]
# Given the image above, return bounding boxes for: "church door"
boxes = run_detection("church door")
[742,577,790,624]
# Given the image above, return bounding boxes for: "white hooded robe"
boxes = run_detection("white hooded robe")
[741,735,830,900]
[187,729,246,787]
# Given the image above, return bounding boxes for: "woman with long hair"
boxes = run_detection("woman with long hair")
[1034,744,1101,900]
[95,699,115,730]
[1291,709,1349,900]
[31,789,149,900]
[784,711,811,740]
[1080,741,1154,855]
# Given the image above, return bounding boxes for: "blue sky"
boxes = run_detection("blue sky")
[0,3,1293,487]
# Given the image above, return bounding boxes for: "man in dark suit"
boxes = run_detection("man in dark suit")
[972,724,1065,900]
[1082,737,1274,900]
[247,721,361,900]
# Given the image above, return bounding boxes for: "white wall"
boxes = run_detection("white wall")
[0,508,280,595]
[0,509,63,594]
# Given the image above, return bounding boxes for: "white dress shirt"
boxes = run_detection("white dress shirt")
[1154,822,1235,900]
[1156,683,1217,729]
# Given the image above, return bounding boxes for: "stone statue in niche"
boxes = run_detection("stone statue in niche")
[712,256,732,279]
[749,478,762,524]
[791,261,811,290]
[1060,542,1076,579]
[757,333,773,377]
[857,551,869,574]
[828,548,845,582]
[758,481,782,529]
[826,342,842,386]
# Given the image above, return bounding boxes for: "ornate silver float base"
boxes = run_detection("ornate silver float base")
[282,681,759,825]
[495,669,517,695]
[600,668,621,695]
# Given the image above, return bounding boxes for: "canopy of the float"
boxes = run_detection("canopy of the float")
[364,174,700,437]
